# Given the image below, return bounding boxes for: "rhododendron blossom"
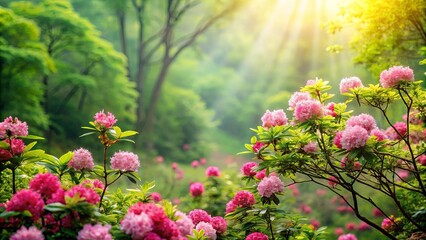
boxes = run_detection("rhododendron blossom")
[150,192,162,202]
[175,211,194,236]
[211,216,227,234]
[0,116,28,137]
[206,166,220,177]
[257,175,284,198]
[120,212,153,239]
[6,189,45,220]
[189,209,211,225]
[379,66,414,88]
[328,176,338,188]
[110,151,140,172]
[386,122,407,140]
[68,148,95,171]
[225,200,238,214]
[245,232,269,240]
[189,182,204,197]
[371,128,387,141]
[241,161,258,176]
[5,139,25,155]
[339,76,363,94]
[303,141,318,153]
[29,173,62,199]
[288,91,312,110]
[93,110,117,129]
[191,160,199,168]
[293,99,324,122]
[340,126,369,150]
[255,169,267,180]
[337,233,358,240]
[261,109,288,129]
[346,114,376,133]
[65,185,100,205]
[77,223,112,240]
[233,190,256,207]
[10,226,44,240]
[196,222,217,240]
[252,141,265,153]
[381,217,396,231]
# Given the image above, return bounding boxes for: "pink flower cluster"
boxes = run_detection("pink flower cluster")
[303,141,318,153]
[386,122,407,140]
[93,110,117,129]
[339,77,363,94]
[337,233,358,240]
[175,211,194,236]
[29,172,62,199]
[0,116,28,138]
[345,114,376,134]
[261,109,288,129]
[241,161,258,177]
[288,92,312,110]
[77,223,112,240]
[196,221,217,240]
[252,141,265,154]
[110,151,140,172]
[188,209,227,239]
[68,148,95,171]
[226,190,256,213]
[245,232,269,240]
[206,166,220,177]
[6,189,45,220]
[150,192,162,202]
[10,226,44,240]
[189,182,204,197]
[379,66,414,88]
[2,139,25,159]
[294,100,324,122]
[65,185,100,205]
[257,175,284,198]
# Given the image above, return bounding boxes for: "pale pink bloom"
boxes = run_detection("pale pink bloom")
[303,141,318,153]
[402,112,423,125]
[172,162,178,170]
[200,158,207,165]
[77,223,112,240]
[261,109,288,129]
[300,204,311,214]
[358,221,371,231]
[110,151,140,172]
[1,116,28,137]
[155,156,164,163]
[324,102,337,117]
[211,216,227,234]
[417,155,426,166]
[328,176,338,188]
[294,100,324,122]
[306,79,317,85]
[196,222,217,240]
[371,128,387,141]
[346,114,376,133]
[337,233,358,240]
[175,211,194,236]
[93,110,117,129]
[246,232,269,240]
[65,185,100,205]
[206,166,220,177]
[175,168,184,180]
[381,217,395,231]
[340,126,369,150]
[288,92,312,110]
[189,182,204,197]
[316,189,327,196]
[241,162,258,177]
[189,209,211,225]
[7,189,45,220]
[334,227,344,235]
[233,190,255,207]
[257,175,284,198]
[10,226,44,240]
[225,200,237,214]
[191,160,199,168]
[397,169,410,180]
[255,169,267,180]
[29,173,61,199]
[150,192,162,202]
[339,76,363,94]
[252,142,265,153]
[380,66,414,88]
[173,198,180,205]
[120,212,153,239]
[386,122,407,140]
[68,148,95,171]
[0,121,6,139]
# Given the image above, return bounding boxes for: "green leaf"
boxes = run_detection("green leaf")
[20,135,44,140]
[45,203,67,212]
[0,211,21,218]
[119,138,135,144]
[59,151,74,166]
[120,130,138,138]
[126,175,137,184]
[79,132,97,138]
[81,126,97,131]
[0,141,9,149]
[24,141,37,151]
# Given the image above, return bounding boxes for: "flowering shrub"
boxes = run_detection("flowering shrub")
[243,66,426,239]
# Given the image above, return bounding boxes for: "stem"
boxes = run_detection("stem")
[99,145,108,209]
[266,207,275,240]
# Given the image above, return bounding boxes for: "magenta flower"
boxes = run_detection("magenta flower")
[346,114,377,133]
[29,173,62,199]
[150,192,162,202]
[191,160,199,168]
[175,211,194,236]
[310,219,320,230]
[371,128,388,141]
[82,179,105,190]
[334,228,344,235]
[252,142,265,153]
[337,233,358,240]
[5,139,26,155]
[300,203,312,214]
[6,189,45,220]
[386,122,407,140]
[0,149,12,161]
[373,207,384,217]
[381,217,395,231]
[339,76,363,94]
[380,66,414,88]
[93,110,117,129]
[340,126,369,150]
[10,226,44,240]
[47,188,65,204]
[120,212,153,239]
[288,92,312,110]
[225,200,238,214]
[189,182,204,197]
[255,169,267,180]
[196,222,217,240]
[324,102,337,117]
[154,218,181,239]
[346,222,356,230]
[261,109,288,129]
[68,148,95,171]
[77,223,112,240]
[211,216,227,234]
[246,232,269,240]
[127,202,167,224]
[417,155,426,166]
[303,141,318,153]
[189,209,212,225]
[241,162,258,177]
[155,156,164,163]
[257,175,284,198]
[0,116,28,138]
[206,166,221,177]
[328,176,338,188]
[233,190,256,207]
[333,131,343,148]
[110,151,140,172]
[294,100,324,122]
[65,185,100,205]
[358,221,371,231]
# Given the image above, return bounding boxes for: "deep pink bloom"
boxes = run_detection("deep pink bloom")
[303,141,318,153]
[288,92,312,110]
[310,219,320,230]
[241,162,258,177]
[191,160,199,168]
[150,192,162,202]
[68,148,95,171]
[144,232,162,240]
[93,110,117,129]
[0,148,12,161]
[381,217,395,231]
[340,126,369,150]
[300,204,311,214]
[324,102,337,117]
[334,131,343,148]
[120,212,153,239]
[386,122,407,140]
[175,211,194,236]
[261,109,288,129]
[196,222,217,240]
[246,232,269,240]
[339,77,363,94]
[189,209,211,225]
[110,151,140,172]
[10,225,44,240]
[337,233,358,240]
[346,114,376,134]
[358,221,371,231]
[1,116,28,137]
[340,157,362,171]
[65,185,100,205]
[127,202,167,224]
[6,189,45,220]
[380,66,414,88]
[206,166,221,177]
[373,207,384,217]
[77,223,112,240]
[346,222,356,230]
[294,100,324,122]
[255,169,267,180]
[211,216,227,234]
[190,182,204,197]
[47,188,65,204]
[29,173,61,199]
[257,175,284,198]
[233,190,255,207]
[417,155,426,166]
[328,176,338,188]
[5,139,26,155]
[154,218,181,239]
[225,200,238,214]
[252,142,265,153]
[371,128,387,141]
[334,228,344,235]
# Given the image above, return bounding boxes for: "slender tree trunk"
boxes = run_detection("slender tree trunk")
[116,9,131,79]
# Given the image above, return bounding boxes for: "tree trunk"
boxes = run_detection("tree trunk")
[116,9,131,79]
